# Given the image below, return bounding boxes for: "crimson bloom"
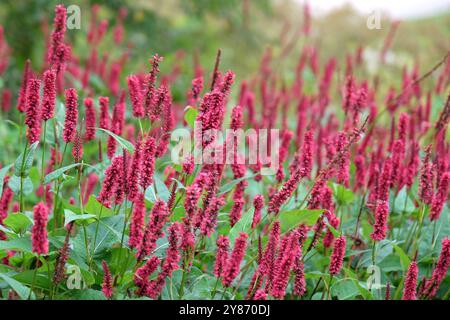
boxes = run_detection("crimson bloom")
[329,236,346,275]
[31,202,49,255]
[63,88,78,143]
[41,69,56,121]
[25,79,41,144]
[402,261,418,300]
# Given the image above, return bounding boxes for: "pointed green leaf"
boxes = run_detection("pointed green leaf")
[0,163,13,196]
[14,141,39,177]
[95,127,134,152]
[44,163,83,184]
[279,209,324,233]
[0,273,35,300]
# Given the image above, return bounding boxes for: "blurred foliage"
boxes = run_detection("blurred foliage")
[0,0,449,99]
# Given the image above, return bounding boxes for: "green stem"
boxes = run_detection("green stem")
[76,162,90,263]
[411,204,425,254]
[28,255,40,299]
[211,277,221,299]
[90,204,104,269]
[52,142,68,229]
[178,250,191,299]
[371,240,377,267]
[40,121,47,185]
[19,141,28,212]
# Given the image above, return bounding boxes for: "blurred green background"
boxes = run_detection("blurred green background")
[0,0,449,99]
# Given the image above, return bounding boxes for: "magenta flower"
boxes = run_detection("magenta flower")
[213,235,229,278]
[63,88,78,143]
[17,59,32,113]
[329,236,346,275]
[139,135,156,190]
[99,96,110,130]
[24,79,41,144]
[137,200,170,261]
[97,155,123,207]
[31,202,49,255]
[84,97,96,141]
[402,261,418,300]
[127,75,144,118]
[101,260,113,299]
[41,69,56,121]
[129,192,146,249]
[222,232,248,287]
[251,195,264,229]
[429,172,449,221]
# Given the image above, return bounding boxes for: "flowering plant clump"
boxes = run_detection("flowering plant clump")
[0,3,448,301]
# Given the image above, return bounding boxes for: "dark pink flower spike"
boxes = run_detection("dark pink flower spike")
[97,155,123,208]
[127,75,144,118]
[24,79,42,144]
[41,69,56,121]
[418,145,434,205]
[251,195,264,229]
[137,200,170,261]
[214,235,230,278]
[129,192,146,250]
[62,88,78,143]
[99,96,110,130]
[101,260,113,299]
[222,232,248,287]
[423,238,450,298]
[429,172,449,221]
[402,260,418,300]
[329,236,346,275]
[17,59,32,113]
[84,97,96,141]
[140,135,156,190]
[31,202,49,255]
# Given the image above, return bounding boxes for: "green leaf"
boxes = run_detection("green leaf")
[8,175,33,195]
[394,187,415,213]
[14,141,39,177]
[330,182,355,205]
[218,174,256,195]
[0,237,32,251]
[279,209,324,233]
[0,273,35,300]
[44,163,83,184]
[0,163,13,196]
[84,196,115,219]
[154,175,171,202]
[13,270,52,291]
[95,127,134,152]
[393,244,411,270]
[184,106,198,129]
[69,289,106,300]
[229,208,253,243]
[3,213,32,233]
[331,278,359,300]
[64,209,97,226]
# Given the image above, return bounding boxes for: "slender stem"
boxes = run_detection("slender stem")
[371,240,377,267]
[178,249,191,299]
[90,204,104,269]
[52,142,68,229]
[19,141,28,212]
[138,118,144,137]
[310,276,323,300]
[431,220,437,245]
[211,276,221,299]
[76,162,90,263]
[28,254,40,299]
[40,121,47,185]
[116,199,132,283]
[411,204,425,254]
